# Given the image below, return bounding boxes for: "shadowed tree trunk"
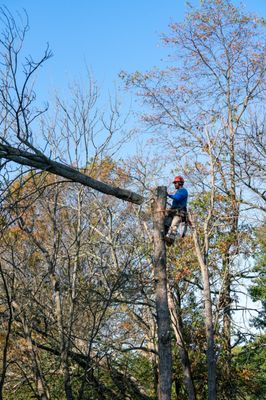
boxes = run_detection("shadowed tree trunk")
[192,227,216,400]
[167,288,196,400]
[152,186,172,400]
[0,264,14,400]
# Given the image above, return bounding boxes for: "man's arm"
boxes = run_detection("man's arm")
[167,189,188,202]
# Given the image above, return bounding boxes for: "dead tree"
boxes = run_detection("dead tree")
[152,186,172,400]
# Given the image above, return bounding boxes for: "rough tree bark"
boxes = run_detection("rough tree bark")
[0,264,14,400]
[167,289,196,400]
[192,228,216,400]
[152,186,172,400]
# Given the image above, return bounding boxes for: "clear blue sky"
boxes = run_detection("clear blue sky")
[6,0,266,101]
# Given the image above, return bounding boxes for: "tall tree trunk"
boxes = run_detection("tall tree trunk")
[222,271,231,362]
[192,229,216,400]
[51,271,73,400]
[0,264,13,400]
[51,186,74,400]
[224,92,238,399]
[167,288,196,400]
[220,253,234,399]
[152,186,172,400]
[29,236,73,399]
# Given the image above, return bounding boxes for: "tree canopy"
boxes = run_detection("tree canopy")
[0,1,265,399]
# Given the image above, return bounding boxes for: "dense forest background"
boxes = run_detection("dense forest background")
[0,1,265,399]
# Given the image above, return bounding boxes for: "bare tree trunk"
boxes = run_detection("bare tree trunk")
[152,186,172,400]
[220,253,234,400]
[167,288,196,400]
[24,221,74,399]
[50,272,73,400]
[223,95,238,399]
[0,264,14,400]
[68,188,86,400]
[192,228,216,400]
[152,355,159,398]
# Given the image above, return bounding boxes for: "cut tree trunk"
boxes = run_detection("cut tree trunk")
[152,186,172,400]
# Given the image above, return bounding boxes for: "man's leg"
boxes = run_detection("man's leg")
[164,213,173,235]
[180,210,189,238]
[165,215,182,244]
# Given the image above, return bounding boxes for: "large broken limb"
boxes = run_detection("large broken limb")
[0,144,144,205]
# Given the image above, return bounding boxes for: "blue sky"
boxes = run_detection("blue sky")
[6,0,266,100]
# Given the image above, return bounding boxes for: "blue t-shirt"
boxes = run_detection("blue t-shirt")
[167,187,188,209]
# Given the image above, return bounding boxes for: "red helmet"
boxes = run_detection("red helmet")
[173,175,184,184]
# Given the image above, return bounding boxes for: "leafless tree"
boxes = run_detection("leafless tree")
[0,7,142,205]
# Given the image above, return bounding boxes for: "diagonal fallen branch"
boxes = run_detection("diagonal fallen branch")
[0,143,144,205]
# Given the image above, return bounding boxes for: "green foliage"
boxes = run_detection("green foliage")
[118,353,155,396]
[249,224,266,328]
[233,335,266,399]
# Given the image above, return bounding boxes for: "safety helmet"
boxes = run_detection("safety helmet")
[173,176,184,184]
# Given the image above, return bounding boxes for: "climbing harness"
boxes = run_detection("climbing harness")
[164,206,190,246]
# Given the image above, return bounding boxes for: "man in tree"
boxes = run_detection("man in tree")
[164,175,188,245]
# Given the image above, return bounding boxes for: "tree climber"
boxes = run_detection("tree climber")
[164,175,188,245]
